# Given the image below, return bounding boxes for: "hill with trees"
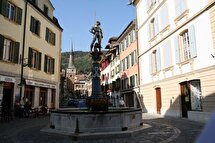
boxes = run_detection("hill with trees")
[61,51,92,74]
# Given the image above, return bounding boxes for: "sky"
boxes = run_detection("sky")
[51,0,135,52]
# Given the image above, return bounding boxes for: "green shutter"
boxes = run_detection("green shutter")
[44,55,47,72]
[0,0,7,17]
[45,28,49,41]
[53,33,56,45]
[38,52,41,70]
[28,47,32,68]
[0,34,4,60]
[30,16,34,32]
[52,58,55,74]
[15,6,22,25]
[13,42,20,64]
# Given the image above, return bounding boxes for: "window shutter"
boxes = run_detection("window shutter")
[175,0,186,17]
[0,0,7,17]
[174,35,180,63]
[13,42,20,64]
[188,25,197,58]
[15,6,22,25]
[45,28,49,41]
[156,48,161,71]
[44,55,47,72]
[37,21,41,35]
[53,33,56,45]
[28,47,32,68]
[154,15,159,35]
[30,16,34,32]
[38,52,41,70]
[52,58,55,74]
[0,34,4,60]
[160,3,169,30]
[147,24,151,41]
[163,40,172,68]
[149,54,152,74]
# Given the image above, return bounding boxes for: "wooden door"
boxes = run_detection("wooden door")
[156,88,162,114]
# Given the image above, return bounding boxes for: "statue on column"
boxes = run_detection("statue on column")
[90,21,103,52]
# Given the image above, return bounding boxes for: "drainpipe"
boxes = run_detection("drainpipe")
[19,0,28,101]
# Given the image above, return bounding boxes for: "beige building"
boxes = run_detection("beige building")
[0,0,62,117]
[135,0,215,122]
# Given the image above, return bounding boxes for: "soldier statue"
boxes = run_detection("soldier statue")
[90,21,103,52]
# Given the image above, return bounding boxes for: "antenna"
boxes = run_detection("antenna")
[94,10,96,24]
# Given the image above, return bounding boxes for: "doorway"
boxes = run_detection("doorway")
[180,82,191,117]
[2,82,14,118]
[155,87,162,114]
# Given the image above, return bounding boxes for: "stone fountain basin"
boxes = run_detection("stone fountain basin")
[49,108,142,134]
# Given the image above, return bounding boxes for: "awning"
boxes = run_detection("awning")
[25,79,56,89]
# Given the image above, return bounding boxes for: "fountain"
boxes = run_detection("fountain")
[43,21,143,141]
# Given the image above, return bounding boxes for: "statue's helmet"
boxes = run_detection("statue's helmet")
[96,21,101,26]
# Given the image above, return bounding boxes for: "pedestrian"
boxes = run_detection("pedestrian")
[119,97,125,107]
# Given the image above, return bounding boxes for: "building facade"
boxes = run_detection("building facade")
[118,20,139,108]
[0,0,63,117]
[136,0,215,122]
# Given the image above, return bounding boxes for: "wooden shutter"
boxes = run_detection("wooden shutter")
[174,35,180,63]
[30,16,35,32]
[188,25,197,58]
[45,28,49,41]
[154,15,159,35]
[53,33,56,45]
[160,3,169,30]
[163,40,172,68]
[52,58,55,74]
[156,48,161,71]
[38,52,41,70]
[15,6,22,25]
[44,55,47,72]
[28,47,32,68]
[0,34,4,60]
[0,0,7,17]
[147,24,151,41]
[13,42,20,64]
[149,53,152,74]
[175,0,186,17]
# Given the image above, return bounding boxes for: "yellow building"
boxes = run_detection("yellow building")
[0,0,62,117]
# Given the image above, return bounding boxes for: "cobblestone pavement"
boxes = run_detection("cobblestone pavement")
[0,114,205,143]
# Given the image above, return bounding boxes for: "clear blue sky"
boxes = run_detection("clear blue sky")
[51,0,135,52]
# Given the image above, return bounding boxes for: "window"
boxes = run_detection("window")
[0,1,22,24]
[130,75,136,88]
[28,47,41,70]
[147,0,158,10]
[149,48,161,74]
[149,15,159,40]
[175,25,197,63]
[45,28,56,45]
[29,0,37,5]
[175,0,187,17]
[131,50,137,66]
[30,16,40,36]
[190,80,202,111]
[7,2,15,21]
[44,5,48,15]
[0,35,19,63]
[44,55,55,74]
